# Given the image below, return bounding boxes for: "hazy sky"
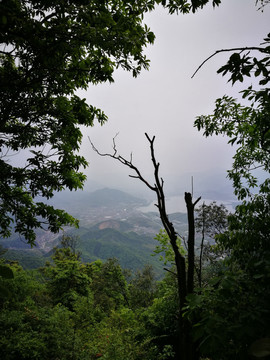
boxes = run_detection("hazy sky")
[78,0,269,201]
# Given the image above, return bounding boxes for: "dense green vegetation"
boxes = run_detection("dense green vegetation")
[0,243,180,360]
[1,225,165,275]
[1,212,269,360]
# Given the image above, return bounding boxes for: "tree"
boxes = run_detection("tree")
[86,258,129,315]
[153,228,186,267]
[256,0,270,11]
[129,264,157,309]
[59,234,82,260]
[184,198,269,359]
[186,11,270,359]
[0,261,14,302]
[0,260,94,360]
[90,133,201,360]
[0,0,221,245]
[195,201,229,287]
[195,202,229,240]
[41,245,91,310]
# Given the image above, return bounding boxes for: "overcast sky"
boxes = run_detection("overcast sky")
[78,0,269,203]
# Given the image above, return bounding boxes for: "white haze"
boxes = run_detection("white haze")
[77,0,269,209]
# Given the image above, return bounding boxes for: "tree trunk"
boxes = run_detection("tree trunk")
[185,192,195,295]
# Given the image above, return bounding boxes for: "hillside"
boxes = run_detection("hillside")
[1,188,188,275]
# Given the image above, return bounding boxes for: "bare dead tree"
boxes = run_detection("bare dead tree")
[89,133,201,360]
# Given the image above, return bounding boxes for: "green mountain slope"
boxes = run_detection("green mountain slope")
[1,188,187,276]
[78,227,163,274]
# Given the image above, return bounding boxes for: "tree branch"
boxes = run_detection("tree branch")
[88,134,156,191]
[164,267,177,276]
[191,46,267,78]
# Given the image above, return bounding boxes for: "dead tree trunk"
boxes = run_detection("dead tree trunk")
[89,133,201,360]
[185,192,200,294]
[184,192,201,360]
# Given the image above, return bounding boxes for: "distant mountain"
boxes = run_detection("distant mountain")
[1,188,188,276]
[85,188,148,208]
[49,187,148,210]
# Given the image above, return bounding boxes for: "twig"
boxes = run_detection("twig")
[88,134,156,191]
[164,268,177,276]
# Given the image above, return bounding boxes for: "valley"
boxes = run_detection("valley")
[1,188,189,276]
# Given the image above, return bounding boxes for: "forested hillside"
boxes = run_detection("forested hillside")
[1,188,189,274]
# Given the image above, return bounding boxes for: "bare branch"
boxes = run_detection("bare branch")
[256,0,270,11]
[194,196,201,207]
[112,132,119,156]
[246,164,265,171]
[88,134,156,192]
[164,267,177,276]
[191,46,266,78]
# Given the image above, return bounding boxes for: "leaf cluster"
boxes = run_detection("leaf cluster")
[195,94,270,199]
[194,32,270,200]
[153,228,186,266]
[185,267,270,359]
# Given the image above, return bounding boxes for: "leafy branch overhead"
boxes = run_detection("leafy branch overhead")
[193,33,270,200]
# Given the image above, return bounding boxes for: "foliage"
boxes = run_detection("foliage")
[0,246,178,360]
[195,94,270,199]
[184,263,270,359]
[194,201,229,285]
[186,197,269,359]
[142,271,180,359]
[59,233,82,259]
[86,258,129,315]
[86,308,150,360]
[129,265,157,309]
[41,246,91,310]
[217,193,270,274]
[0,260,14,301]
[0,303,76,360]
[153,229,186,266]
[195,201,229,239]
[194,33,270,200]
